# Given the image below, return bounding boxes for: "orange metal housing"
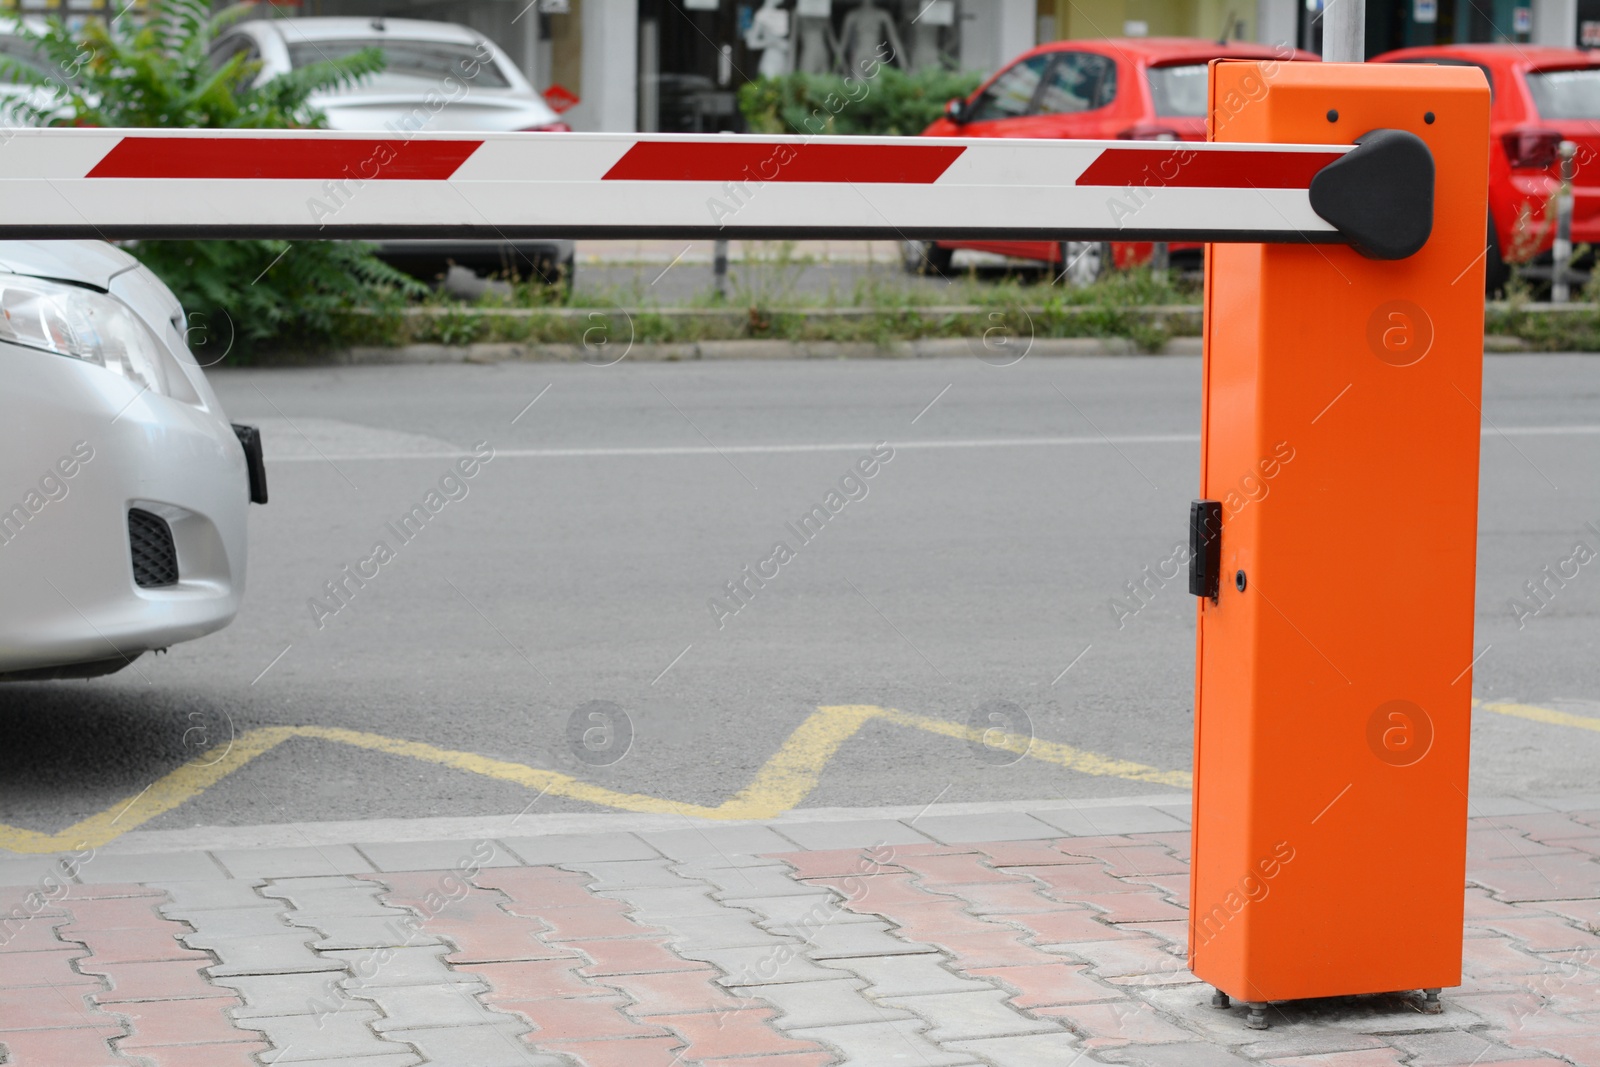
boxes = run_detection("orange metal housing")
[1190,61,1490,1003]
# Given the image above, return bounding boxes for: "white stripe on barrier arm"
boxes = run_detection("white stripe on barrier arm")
[0,128,1431,255]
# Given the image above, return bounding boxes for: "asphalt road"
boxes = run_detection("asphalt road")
[3,354,1598,835]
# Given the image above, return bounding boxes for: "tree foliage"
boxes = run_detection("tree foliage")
[0,0,422,355]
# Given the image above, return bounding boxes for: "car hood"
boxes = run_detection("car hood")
[0,239,140,291]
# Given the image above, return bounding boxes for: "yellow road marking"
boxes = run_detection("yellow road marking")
[0,704,1189,855]
[1480,700,1600,734]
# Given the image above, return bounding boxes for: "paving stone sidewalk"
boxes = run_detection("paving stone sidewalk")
[3,796,1599,1066]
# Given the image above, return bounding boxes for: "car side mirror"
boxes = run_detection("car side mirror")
[944,97,968,124]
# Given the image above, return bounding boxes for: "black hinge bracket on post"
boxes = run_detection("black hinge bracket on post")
[1309,129,1435,260]
[1189,500,1223,601]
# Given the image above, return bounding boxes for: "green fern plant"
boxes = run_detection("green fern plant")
[0,0,423,356]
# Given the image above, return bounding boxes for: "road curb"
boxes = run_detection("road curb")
[333,337,1209,365]
[314,334,1549,365]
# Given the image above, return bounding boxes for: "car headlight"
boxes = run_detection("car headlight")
[0,274,194,401]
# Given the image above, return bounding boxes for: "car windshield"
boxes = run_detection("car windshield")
[1146,62,1208,117]
[1526,66,1600,119]
[287,39,510,91]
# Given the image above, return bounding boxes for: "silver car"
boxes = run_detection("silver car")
[0,241,261,680]
[212,16,575,283]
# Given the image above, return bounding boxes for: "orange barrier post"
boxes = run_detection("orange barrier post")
[1189,61,1490,1024]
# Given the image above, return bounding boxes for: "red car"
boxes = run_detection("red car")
[913,37,1318,282]
[1373,45,1600,292]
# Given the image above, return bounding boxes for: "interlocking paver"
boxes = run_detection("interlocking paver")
[214,845,375,879]
[333,945,481,988]
[944,1032,1087,1066]
[970,962,1124,1007]
[82,958,238,1004]
[649,910,784,951]
[475,866,616,910]
[108,996,267,1050]
[13,807,1600,1067]
[773,820,937,850]
[819,952,992,997]
[1076,892,1190,924]
[1385,1028,1533,1064]
[787,1017,980,1065]
[1263,1051,1409,1067]
[118,1039,275,1066]
[1015,861,1152,899]
[365,979,519,1031]
[967,841,1098,867]
[1031,805,1191,838]
[244,1009,407,1062]
[552,860,685,891]
[914,812,1062,843]
[735,976,911,1028]
[804,870,958,912]
[538,1035,687,1066]
[492,992,669,1040]
[0,1024,131,1066]
[640,825,800,860]
[75,853,226,884]
[0,946,87,985]
[689,862,824,899]
[769,847,908,880]
[565,937,712,977]
[355,839,522,873]
[932,880,1069,915]
[0,982,106,1030]
[1471,853,1600,902]
[655,1005,829,1059]
[386,1022,566,1066]
[1096,1040,1257,1066]
[692,943,854,985]
[501,831,662,865]
[778,917,933,958]
[882,988,1060,1041]
[729,891,876,928]
[1040,999,1196,1047]
[607,967,753,1015]
[598,884,729,919]
[148,880,275,911]
[200,932,345,976]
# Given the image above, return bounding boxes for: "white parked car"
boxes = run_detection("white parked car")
[212,16,576,282]
[0,241,262,681]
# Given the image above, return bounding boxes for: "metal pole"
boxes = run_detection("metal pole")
[1553,140,1575,303]
[714,239,729,298]
[1322,0,1365,62]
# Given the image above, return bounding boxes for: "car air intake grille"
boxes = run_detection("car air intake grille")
[128,508,178,588]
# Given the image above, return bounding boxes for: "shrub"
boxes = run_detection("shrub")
[738,66,984,138]
[1,0,423,356]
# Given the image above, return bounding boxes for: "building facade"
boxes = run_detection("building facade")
[280,0,1583,132]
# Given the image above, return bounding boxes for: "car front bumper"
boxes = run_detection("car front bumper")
[0,342,249,676]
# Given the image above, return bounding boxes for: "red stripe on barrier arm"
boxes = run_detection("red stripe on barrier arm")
[1075,148,1344,189]
[602,142,966,184]
[86,137,483,180]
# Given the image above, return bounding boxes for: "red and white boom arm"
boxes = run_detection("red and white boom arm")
[0,127,1433,258]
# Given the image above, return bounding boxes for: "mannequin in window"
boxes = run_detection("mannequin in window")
[793,10,839,74]
[745,0,792,79]
[838,0,904,72]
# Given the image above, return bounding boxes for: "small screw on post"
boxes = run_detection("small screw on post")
[1235,570,1247,593]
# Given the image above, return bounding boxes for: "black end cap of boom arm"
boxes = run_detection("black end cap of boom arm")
[1308,129,1435,260]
